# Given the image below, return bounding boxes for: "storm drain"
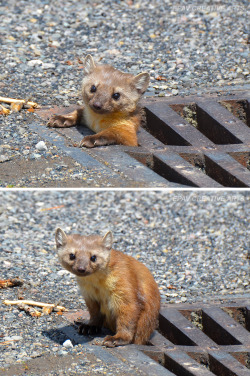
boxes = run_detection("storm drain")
[145,299,250,376]
[61,298,250,376]
[36,90,250,187]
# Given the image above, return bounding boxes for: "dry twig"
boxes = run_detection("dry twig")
[40,205,65,211]
[11,101,24,112]
[0,341,13,346]
[18,303,42,318]
[0,104,11,116]
[0,96,39,109]
[3,299,68,312]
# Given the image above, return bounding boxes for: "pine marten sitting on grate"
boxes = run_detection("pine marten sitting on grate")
[55,229,160,347]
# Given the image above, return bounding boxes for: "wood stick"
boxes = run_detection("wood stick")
[0,96,39,108]
[18,303,42,317]
[42,306,54,315]
[0,341,15,346]
[3,299,68,311]
[11,101,24,112]
[0,104,11,115]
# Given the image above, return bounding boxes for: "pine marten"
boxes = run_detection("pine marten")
[47,55,149,147]
[55,228,160,347]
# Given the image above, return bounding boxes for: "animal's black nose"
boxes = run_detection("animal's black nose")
[93,102,102,111]
[77,267,86,274]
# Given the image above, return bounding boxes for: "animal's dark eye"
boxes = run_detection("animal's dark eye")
[90,85,97,93]
[69,253,76,260]
[112,92,120,100]
[90,255,97,262]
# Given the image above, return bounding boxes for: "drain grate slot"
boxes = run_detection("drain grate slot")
[164,351,214,376]
[130,151,223,188]
[222,307,250,331]
[228,152,250,170]
[183,307,245,346]
[196,102,243,145]
[144,107,191,146]
[202,313,241,346]
[159,311,197,346]
[170,103,198,129]
[204,153,250,187]
[219,99,250,127]
[201,307,249,346]
[230,352,250,369]
[188,352,250,376]
[152,155,198,187]
[208,352,248,376]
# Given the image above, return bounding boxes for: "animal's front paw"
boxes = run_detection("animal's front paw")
[79,135,96,148]
[78,323,101,336]
[47,114,76,128]
[79,135,114,148]
[102,335,130,347]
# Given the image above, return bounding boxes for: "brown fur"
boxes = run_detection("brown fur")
[55,229,160,347]
[47,55,149,147]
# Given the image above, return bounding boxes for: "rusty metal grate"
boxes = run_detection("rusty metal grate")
[142,299,250,376]
[35,90,250,187]
[59,298,250,376]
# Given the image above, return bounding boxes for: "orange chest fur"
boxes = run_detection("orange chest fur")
[82,107,136,133]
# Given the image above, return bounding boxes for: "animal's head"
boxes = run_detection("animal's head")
[55,228,113,277]
[81,55,149,114]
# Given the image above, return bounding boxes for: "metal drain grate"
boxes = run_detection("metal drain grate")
[60,298,250,376]
[144,299,250,376]
[36,90,250,187]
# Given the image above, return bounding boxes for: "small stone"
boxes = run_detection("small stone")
[172,89,179,95]
[35,141,47,151]
[4,335,23,341]
[31,351,42,358]
[50,41,60,47]
[42,63,56,69]
[3,261,11,268]
[30,153,42,160]
[58,350,68,356]
[57,270,70,276]
[27,59,43,67]
[63,339,73,348]
[0,155,10,163]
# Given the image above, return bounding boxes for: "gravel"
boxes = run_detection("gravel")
[1,0,249,104]
[0,0,249,187]
[0,191,249,371]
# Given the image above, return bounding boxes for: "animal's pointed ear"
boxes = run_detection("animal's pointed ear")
[82,54,96,77]
[102,231,113,250]
[132,72,150,94]
[55,228,67,248]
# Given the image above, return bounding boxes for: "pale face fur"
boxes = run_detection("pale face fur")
[55,228,113,277]
[81,55,150,115]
